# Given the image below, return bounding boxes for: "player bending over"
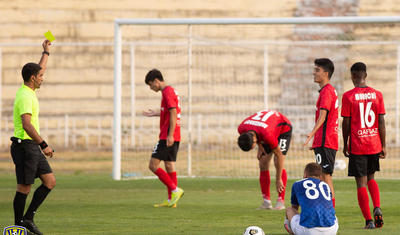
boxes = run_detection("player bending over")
[237,110,292,210]
[284,162,338,235]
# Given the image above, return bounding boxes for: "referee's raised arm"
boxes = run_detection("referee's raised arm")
[39,40,51,71]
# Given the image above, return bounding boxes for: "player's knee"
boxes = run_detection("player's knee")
[17,184,31,194]
[259,162,269,171]
[148,163,157,172]
[165,163,174,172]
[45,178,56,189]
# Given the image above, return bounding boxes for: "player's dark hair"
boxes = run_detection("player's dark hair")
[237,132,254,151]
[145,69,164,84]
[314,58,334,79]
[304,162,322,178]
[21,63,42,82]
[350,62,367,80]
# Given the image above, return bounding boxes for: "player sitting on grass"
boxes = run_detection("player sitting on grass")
[284,162,338,235]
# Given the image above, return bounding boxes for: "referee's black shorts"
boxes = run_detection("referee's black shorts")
[151,140,180,162]
[10,137,53,185]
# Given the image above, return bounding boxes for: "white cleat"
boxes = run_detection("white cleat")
[257,200,272,210]
[274,200,286,210]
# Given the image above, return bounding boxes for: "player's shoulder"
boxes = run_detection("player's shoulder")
[293,178,307,185]
[343,87,357,97]
[320,83,336,95]
[371,87,383,97]
[162,86,176,95]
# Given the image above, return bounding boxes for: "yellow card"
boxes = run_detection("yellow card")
[44,31,55,42]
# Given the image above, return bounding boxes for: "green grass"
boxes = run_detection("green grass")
[1,174,400,234]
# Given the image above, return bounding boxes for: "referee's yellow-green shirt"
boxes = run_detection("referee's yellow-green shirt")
[13,84,40,139]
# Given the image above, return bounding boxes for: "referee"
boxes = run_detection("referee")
[11,40,55,235]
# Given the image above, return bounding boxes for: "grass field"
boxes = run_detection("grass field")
[1,173,400,235]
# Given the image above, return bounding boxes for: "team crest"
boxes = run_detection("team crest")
[3,225,27,235]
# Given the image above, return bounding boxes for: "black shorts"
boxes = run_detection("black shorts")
[314,147,337,175]
[348,154,380,177]
[262,130,292,155]
[151,140,180,162]
[10,137,53,185]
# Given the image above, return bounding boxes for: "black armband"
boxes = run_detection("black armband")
[39,140,48,150]
[42,51,50,56]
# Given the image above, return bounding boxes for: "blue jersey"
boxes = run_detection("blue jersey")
[291,177,336,228]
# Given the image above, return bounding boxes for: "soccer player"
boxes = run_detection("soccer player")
[341,62,385,229]
[143,69,184,207]
[304,58,338,208]
[284,162,338,235]
[10,40,55,235]
[237,110,292,210]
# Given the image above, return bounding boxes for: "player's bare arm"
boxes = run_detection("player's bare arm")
[167,108,177,147]
[272,146,285,193]
[256,143,266,160]
[378,114,386,158]
[342,117,351,157]
[39,40,51,70]
[21,114,54,157]
[142,109,160,117]
[304,109,328,147]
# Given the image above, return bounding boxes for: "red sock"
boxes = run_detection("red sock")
[367,179,380,208]
[278,169,287,201]
[357,187,372,221]
[259,171,270,200]
[154,168,176,191]
[168,172,177,200]
[332,197,335,208]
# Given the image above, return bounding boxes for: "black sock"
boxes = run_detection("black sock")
[13,191,28,225]
[24,184,51,220]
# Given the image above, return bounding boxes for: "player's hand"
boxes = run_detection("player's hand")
[43,146,54,158]
[343,146,350,158]
[42,40,51,53]
[379,147,386,159]
[166,135,174,147]
[276,179,285,193]
[303,134,313,150]
[143,109,156,117]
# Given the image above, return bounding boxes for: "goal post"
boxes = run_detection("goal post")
[113,16,400,180]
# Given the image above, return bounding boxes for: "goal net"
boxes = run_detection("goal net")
[113,17,400,180]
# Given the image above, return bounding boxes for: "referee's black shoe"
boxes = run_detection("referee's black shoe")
[21,219,43,235]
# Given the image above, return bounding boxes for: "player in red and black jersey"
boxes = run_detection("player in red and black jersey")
[304,58,338,208]
[143,69,184,208]
[238,110,292,210]
[342,62,385,229]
